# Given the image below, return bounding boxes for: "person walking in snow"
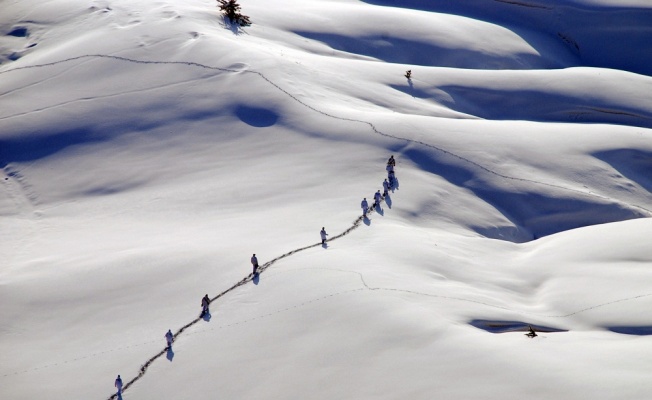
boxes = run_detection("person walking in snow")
[320,227,328,245]
[387,155,395,167]
[382,178,390,196]
[361,197,369,216]
[165,329,174,349]
[115,375,123,395]
[374,190,382,207]
[386,161,395,186]
[201,294,210,316]
[251,253,259,275]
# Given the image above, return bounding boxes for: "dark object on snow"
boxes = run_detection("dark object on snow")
[251,253,259,274]
[165,329,174,348]
[201,294,211,316]
[115,375,123,394]
[525,326,538,338]
[9,27,29,37]
[218,0,251,26]
[404,70,412,79]
[388,170,396,188]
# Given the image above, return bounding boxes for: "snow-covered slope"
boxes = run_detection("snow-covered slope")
[1,0,652,399]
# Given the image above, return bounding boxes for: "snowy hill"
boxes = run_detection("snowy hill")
[1,0,652,399]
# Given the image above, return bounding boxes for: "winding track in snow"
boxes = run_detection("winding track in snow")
[105,203,374,399]
[1,54,650,216]
[3,257,651,382]
[2,55,651,396]
[101,195,651,398]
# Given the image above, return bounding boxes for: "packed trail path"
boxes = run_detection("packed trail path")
[106,188,391,399]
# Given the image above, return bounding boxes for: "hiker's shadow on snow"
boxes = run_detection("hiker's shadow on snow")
[202,311,212,322]
[384,195,392,208]
[253,273,260,285]
[391,177,399,190]
[166,347,175,362]
[117,393,123,400]
[375,204,384,216]
[321,242,328,249]
[363,215,371,226]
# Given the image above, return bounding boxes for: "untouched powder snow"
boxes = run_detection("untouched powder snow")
[1,0,652,399]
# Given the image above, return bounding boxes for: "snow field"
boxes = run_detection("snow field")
[1,0,652,399]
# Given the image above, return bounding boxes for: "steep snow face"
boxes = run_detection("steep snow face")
[1,0,652,400]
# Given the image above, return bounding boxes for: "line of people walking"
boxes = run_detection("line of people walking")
[362,155,397,217]
[113,155,398,398]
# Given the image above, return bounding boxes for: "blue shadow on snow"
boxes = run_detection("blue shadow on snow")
[0,128,105,168]
[470,319,567,334]
[235,105,279,128]
[608,326,652,336]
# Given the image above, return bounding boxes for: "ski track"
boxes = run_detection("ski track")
[2,55,650,215]
[3,261,651,382]
[0,74,219,121]
[1,55,651,397]
[494,0,551,9]
[106,201,374,399]
[2,164,44,276]
[107,195,652,399]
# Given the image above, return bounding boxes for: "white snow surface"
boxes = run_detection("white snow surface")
[2,0,652,399]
